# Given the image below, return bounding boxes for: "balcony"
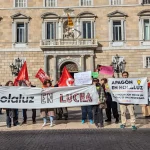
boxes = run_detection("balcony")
[40,39,98,49]
[142,0,150,4]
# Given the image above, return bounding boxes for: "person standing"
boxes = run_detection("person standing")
[41,79,55,127]
[18,80,28,125]
[81,80,94,124]
[25,80,36,124]
[54,82,68,120]
[120,71,137,130]
[5,81,17,128]
[101,78,119,124]
[0,84,2,114]
[93,78,106,128]
[141,83,150,118]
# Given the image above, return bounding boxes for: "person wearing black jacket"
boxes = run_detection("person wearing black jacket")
[101,78,119,124]
[54,82,68,120]
[25,81,36,124]
[19,80,36,124]
[5,81,17,128]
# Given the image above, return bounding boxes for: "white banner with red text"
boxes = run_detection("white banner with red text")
[0,85,99,109]
[108,78,148,104]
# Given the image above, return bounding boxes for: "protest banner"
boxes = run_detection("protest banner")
[99,66,114,76]
[74,71,92,86]
[108,78,148,104]
[92,72,99,78]
[0,85,98,109]
[35,68,49,83]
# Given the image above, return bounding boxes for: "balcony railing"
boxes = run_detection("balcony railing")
[40,39,98,48]
[142,0,150,4]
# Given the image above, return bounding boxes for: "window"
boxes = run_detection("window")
[80,0,92,6]
[110,0,122,5]
[45,0,57,7]
[82,21,94,39]
[142,0,150,4]
[16,23,28,43]
[143,56,150,68]
[45,22,56,39]
[146,57,150,67]
[144,19,150,40]
[113,21,124,41]
[15,0,27,7]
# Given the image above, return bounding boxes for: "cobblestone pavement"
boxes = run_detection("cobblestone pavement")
[0,129,150,150]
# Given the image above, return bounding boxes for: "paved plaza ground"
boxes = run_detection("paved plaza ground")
[0,107,150,150]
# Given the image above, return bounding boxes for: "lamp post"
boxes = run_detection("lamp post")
[10,58,23,76]
[111,54,126,78]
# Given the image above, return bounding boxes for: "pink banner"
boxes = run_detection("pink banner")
[99,66,114,76]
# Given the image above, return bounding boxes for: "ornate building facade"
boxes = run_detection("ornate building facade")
[0,0,150,85]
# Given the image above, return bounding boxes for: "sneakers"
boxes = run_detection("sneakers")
[81,120,85,124]
[50,122,53,127]
[132,126,137,131]
[42,123,46,127]
[120,124,125,129]
[90,120,93,124]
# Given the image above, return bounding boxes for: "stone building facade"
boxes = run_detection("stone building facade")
[0,0,150,86]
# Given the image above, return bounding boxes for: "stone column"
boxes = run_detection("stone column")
[90,55,94,72]
[81,55,85,71]
[44,55,48,73]
[53,55,57,84]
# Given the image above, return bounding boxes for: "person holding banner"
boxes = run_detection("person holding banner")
[18,80,28,125]
[5,81,17,128]
[101,78,119,124]
[141,83,150,118]
[120,71,137,130]
[92,78,106,128]
[41,79,55,127]
[0,84,2,114]
[25,80,36,124]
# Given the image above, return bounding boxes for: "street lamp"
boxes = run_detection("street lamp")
[111,54,126,78]
[10,57,23,76]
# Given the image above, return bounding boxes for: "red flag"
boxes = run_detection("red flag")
[35,68,49,83]
[14,61,29,86]
[58,66,74,87]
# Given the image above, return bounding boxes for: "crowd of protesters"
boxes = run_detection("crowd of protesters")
[0,71,150,130]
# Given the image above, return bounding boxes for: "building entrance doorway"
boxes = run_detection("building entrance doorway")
[60,61,78,78]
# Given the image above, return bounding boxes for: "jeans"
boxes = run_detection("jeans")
[6,109,16,127]
[93,105,103,125]
[32,109,36,122]
[81,106,93,120]
[22,109,27,122]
